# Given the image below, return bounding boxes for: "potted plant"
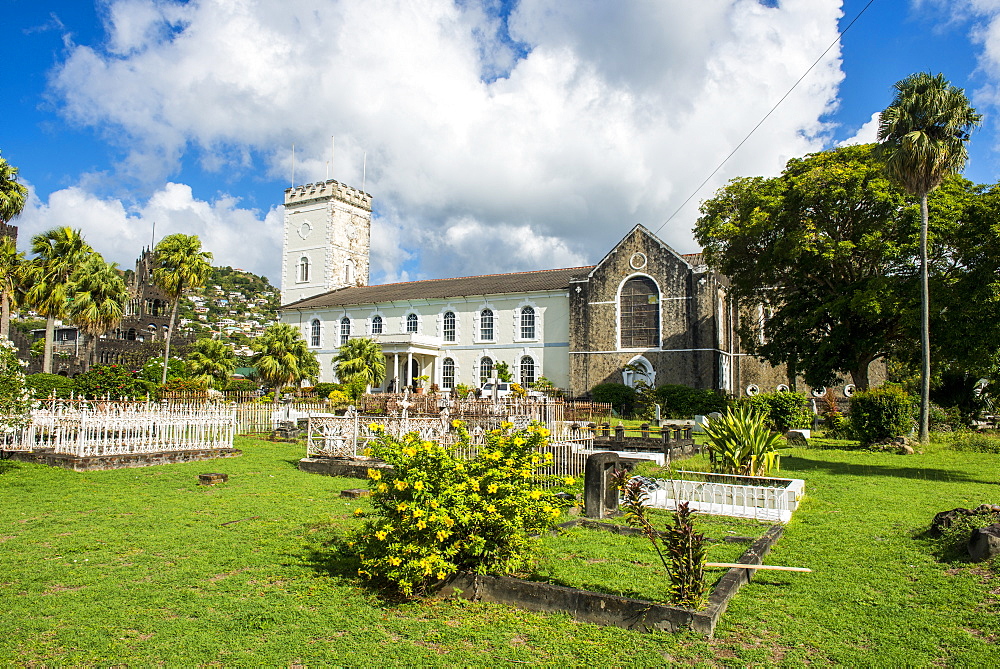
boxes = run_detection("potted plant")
[414,374,430,394]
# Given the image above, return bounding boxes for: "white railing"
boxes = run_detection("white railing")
[643,471,805,523]
[2,404,236,457]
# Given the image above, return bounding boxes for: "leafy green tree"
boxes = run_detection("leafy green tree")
[0,151,28,223]
[695,144,918,390]
[251,323,319,394]
[73,364,144,400]
[0,236,24,338]
[333,337,386,392]
[876,72,982,443]
[67,253,128,366]
[494,361,513,383]
[152,234,213,384]
[24,227,93,374]
[186,338,236,389]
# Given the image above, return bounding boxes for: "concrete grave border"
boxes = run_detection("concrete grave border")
[435,524,784,636]
[4,447,242,472]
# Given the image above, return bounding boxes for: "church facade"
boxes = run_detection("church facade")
[278,179,805,398]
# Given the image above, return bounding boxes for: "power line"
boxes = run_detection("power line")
[653,0,878,237]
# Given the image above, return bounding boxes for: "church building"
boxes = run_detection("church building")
[278,179,793,398]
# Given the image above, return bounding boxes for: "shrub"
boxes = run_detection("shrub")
[590,383,637,416]
[951,431,1000,454]
[351,421,566,597]
[654,384,729,418]
[736,392,812,432]
[312,382,340,398]
[73,364,146,400]
[224,378,257,393]
[327,389,351,407]
[702,406,784,476]
[25,372,75,399]
[850,385,914,444]
[453,383,474,399]
[0,337,32,431]
[934,510,1000,561]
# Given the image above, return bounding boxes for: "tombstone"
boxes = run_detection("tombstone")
[682,427,692,440]
[614,423,625,440]
[584,452,621,519]
[653,403,662,427]
[640,423,650,439]
[600,422,611,438]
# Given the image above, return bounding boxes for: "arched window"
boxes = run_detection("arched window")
[520,355,535,386]
[442,357,455,389]
[345,258,355,284]
[443,311,456,342]
[480,308,494,341]
[406,313,418,333]
[520,306,535,339]
[340,317,351,345]
[126,328,136,341]
[371,314,383,335]
[310,319,321,347]
[479,357,493,385]
[620,276,660,348]
[298,256,310,283]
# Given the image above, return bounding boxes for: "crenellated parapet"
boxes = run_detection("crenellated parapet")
[284,180,372,210]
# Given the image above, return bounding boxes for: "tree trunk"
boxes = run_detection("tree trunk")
[849,363,870,392]
[162,294,181,385]
[44,314,55,374]
[0,289,10,340]
[919,193,931,444]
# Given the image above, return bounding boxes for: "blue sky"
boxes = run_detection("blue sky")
[3,0,999,287]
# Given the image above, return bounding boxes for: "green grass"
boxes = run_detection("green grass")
[1,435,999,665]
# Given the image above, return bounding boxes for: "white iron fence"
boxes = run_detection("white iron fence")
[1,402,235,457]
[642,471,805,523]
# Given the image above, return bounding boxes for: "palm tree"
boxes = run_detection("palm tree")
[24,227,93,373]
[251,323,319,394]
[876,72,982,443]
[0,236,24,338]
[333,337,386,391]
[152,234,213,385]
[0,152,28,223]
[187,338,236,389]
[67,253,128,367]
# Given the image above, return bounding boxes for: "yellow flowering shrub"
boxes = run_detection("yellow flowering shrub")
[351,421,564,597]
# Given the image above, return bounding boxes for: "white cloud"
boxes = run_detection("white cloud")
[49,0,848,283]
[837,112,881,146]
[16,182,282,279]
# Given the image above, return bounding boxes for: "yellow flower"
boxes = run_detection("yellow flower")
[413,480,425,491]
[529,490,542,500]
[403,446,417,457]
[429,500,440,509]
[375,530,388,541]
[368,469,381,481]
[563,477,576,485]
[455,463,465,471]
[388,556,402,566]
[550,507,561,518]
[397,502,409,511]
[353,508,364,516]
[487,483,499,493]
[501,421,513,430]
[451,419,462,428]
[417,520,427,529]
[412,508,425,517]
[437,571,447,580]
[443,516,454,528]
[512,437,525,446]
[538,428,550,437]
[362,447,373,457]
[486,504,497,514]
[436,530,449,542]
[367,423,384,432]
[504,459,513,466]
[394,480,408,491]
[377,482,388,493]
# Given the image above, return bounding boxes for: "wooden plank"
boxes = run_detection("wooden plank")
[705,562,811,572]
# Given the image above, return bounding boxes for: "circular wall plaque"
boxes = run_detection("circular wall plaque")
[629,252,647,270]
[298,222,312,239]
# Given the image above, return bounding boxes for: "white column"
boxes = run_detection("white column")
[407,352,414,389]
[393,354,400,392]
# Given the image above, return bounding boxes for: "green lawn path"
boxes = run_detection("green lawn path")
[1,436,997,665]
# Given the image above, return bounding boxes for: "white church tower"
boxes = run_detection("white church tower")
[280,180,372,304]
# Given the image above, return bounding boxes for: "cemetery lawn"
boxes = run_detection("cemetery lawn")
[0,436,997,665]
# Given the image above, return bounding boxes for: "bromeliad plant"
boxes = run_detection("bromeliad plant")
[351,421,570,597]
[610,469,706,608]
[702,405,785,476]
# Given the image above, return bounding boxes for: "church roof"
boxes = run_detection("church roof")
[281,265,595,310]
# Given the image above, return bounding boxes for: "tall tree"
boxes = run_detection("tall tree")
[186,338,236,389]
[0,151,28,223]
[67,253,129,367]
[251,323,319,394]
[695,144,918,390]
[0,237,24,339]
[24,227,93,373]
[332,337,386,391]
[152,234,213,385]
[876,72,982,443]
